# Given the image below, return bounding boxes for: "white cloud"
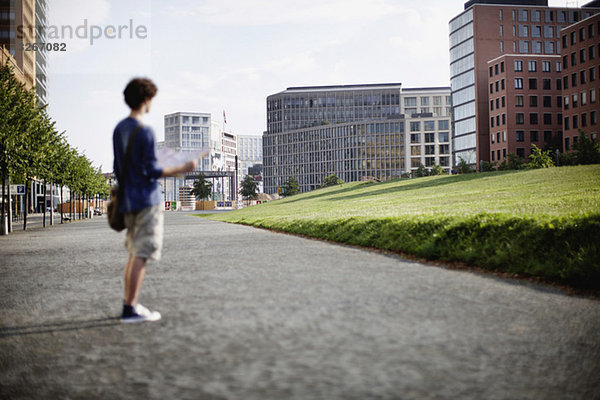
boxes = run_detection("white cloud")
[166,0,404,26]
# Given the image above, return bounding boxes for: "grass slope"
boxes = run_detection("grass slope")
[204,165,600,288]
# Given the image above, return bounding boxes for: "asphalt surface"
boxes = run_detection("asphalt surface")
[1,212,599,400]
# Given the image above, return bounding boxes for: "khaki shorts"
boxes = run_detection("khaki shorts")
[124,205,163,261]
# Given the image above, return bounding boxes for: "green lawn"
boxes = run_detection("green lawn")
[203,165,600,288]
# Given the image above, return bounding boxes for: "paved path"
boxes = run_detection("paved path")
[1,213,599,400]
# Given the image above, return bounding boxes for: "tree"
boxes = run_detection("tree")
[282,176,300,196]
[429,164,445,176]
[191,173,213,200]
[498,153,525,171]
[527,145,554,169]
[320,174,343,188]
[414,164,429,177]
[573,131,600,165]
[456,157,474,174]
[240,174,258,201]
[480,161,497,172]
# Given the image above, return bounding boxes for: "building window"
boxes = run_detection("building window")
[516,148,525,158]
[528,60,537,71]
[516,131,525,142]
[582,91,587,106]
[439,132,449,142]
[516,113,525,124]
[565,117,570,130]
[542,61,550,72]
[518,9,528,22]
[530,131,539,142]
[425,132,435,142]
[590,46,596,60]
[543,79,551,90]
[591,89,597,103]
[545,10,554,22]
[530,113,539,125]
[582,113,587,128]
[529,78,537,90]
[410,133,420,143]
[543,96,552,107]
[572,73,577,88]
[591,111,597,126]
[530,96,538,107]
[573,115,579,129]
[519,40,530,53]
[501,61,505,73]
[514,60,523,71]
[515,78,523,89]
[438,120,449,130]
[502,96,506,107]
[410,122,420,132]
[533,41,542,54]
[580,49,586,64]
[519,25,529,37]
[543,113,552,124]
[544,26,554,38]
[565,137,570,151]
[516,95,524,107]
[557,96,562,107]
[556,62,561,72]
[532,25,542,38]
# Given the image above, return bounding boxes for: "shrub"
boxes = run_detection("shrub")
[574,131,600,165]
[527,145,554,169]
[415,164,429,177]
[480,161,497,172]
[429,164,445,176]
[456,157,474,174]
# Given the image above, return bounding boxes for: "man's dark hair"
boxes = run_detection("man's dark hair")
[123,78,158,110]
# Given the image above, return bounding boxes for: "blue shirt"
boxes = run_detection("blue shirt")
[113,117,163,213]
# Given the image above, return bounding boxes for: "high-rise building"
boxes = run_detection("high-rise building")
[560,12,600,150]
[263,84,452,194]
[449,0,600,168]
[0,0,48,103]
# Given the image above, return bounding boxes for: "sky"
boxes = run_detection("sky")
[46,0,570,172]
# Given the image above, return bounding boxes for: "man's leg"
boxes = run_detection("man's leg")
[124,256,147,306]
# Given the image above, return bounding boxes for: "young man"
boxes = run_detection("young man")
[113,78,196,323]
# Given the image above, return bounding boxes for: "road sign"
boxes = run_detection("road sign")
[9,185,25,195]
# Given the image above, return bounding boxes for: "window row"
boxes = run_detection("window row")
[562,20,599,49]
[562,45,598,69]
[563,67,597,89]
[514,78,557,90]
[564,111,598,130]
[514,60,561,73]
[564,89,597,109]
[514,95,563,108]
[515,113,562,125]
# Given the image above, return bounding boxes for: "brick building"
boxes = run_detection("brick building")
[488,54,563,162]
[449,0,600,168]
[560,12,600,151]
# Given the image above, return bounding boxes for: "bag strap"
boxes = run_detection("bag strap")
[118,124,143,202]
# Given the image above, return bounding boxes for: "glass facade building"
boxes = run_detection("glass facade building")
[264,84,452,194]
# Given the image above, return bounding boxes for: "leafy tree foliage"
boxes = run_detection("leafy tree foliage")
[282,176,300,196]
[480,161,497,172]
[456,157,474,174]
[527,145,554,169]
[414,164,429,177]
[320,174,343,188]
[498,153,525,171]
[1,62,109,230]
[429,164,445,176]
[240,175,259,200]
[191,172,213,200]
[573,131,600,165]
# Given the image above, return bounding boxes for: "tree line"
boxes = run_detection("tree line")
[1,62,109,232]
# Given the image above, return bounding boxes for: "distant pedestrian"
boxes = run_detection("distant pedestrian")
[113,78,197,323]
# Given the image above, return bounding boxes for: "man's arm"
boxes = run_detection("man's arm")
[161,160,197,177]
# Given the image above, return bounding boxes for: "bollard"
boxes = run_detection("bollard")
[1,215,7,235]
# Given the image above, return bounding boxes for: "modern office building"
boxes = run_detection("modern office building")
[488,53,563,162]
[159,112,240,202]
[263,84,452,194]
[237,135,263,176]
[449,0,600,168]
[560,12,600,150]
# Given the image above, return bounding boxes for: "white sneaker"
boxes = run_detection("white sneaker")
[121,303,162,323]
